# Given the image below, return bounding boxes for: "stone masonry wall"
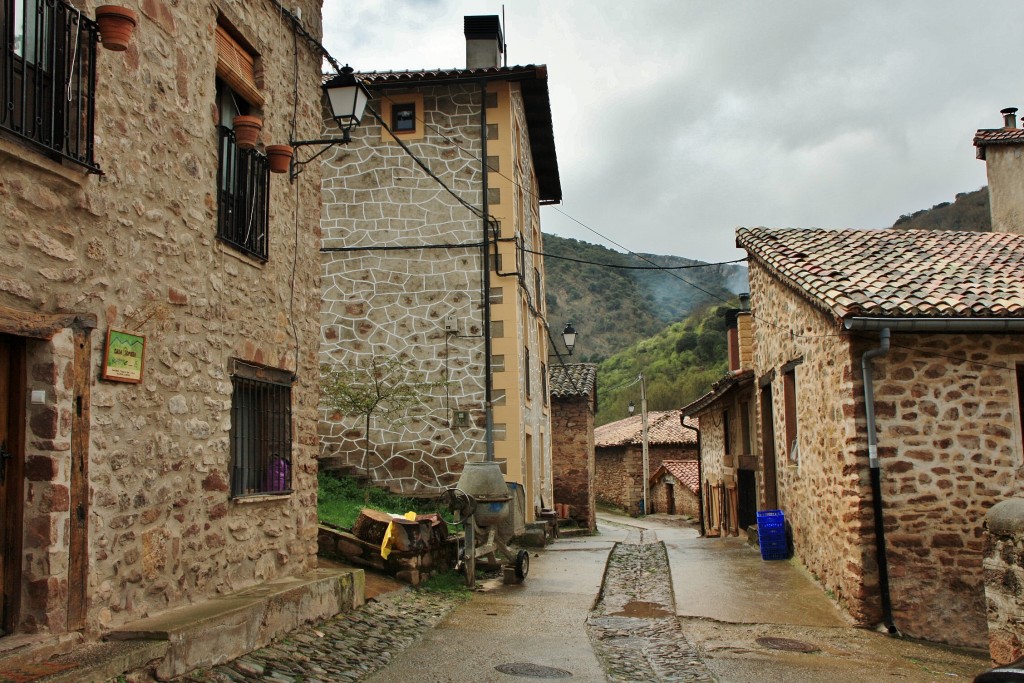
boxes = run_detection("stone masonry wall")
[318,83,486,494]
[983,498,1024,665]
[751,261,1024,648]
[1,0,327,635]
[649,480,700,518]
[595,445,696,515]
[749,263,874,626]
[551,396,595,531]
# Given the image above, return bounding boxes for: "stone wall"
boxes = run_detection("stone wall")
[649,480,700,518]
[982,498,1024,665]
[595,445,697,515]
[318,82,487,494]
[551,396,595,531]
[1,0,327,636]
[750,260,1024,647]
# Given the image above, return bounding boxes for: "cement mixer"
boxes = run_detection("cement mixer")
[442,461,529,587]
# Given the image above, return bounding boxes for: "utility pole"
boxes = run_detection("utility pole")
[640,372,649,516]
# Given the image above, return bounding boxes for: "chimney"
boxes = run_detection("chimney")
[736,310,753,370]
[464,15,503,70]
[976,107,1024,235]
[1003,107,1019,129]
[726,310,740,372]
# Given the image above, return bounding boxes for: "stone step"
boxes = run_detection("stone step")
[103,567,364,680]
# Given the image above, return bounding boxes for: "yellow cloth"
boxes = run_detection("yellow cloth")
[380,511,419,559]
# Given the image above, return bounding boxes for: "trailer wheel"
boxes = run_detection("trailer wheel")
[515,549,530,579]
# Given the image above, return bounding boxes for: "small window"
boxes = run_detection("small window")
[392,102,415,132]
[541,362,548,405]
[489,287,504,304]
[723,409,731,455]
[783,365,799,464]
[493,389,506,406]
[492,355,505,373]
[229,361,292,497]
[491,320,504,338]
[525,347,531,400]
[493,423,507,441]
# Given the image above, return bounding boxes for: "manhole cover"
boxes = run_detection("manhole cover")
[755,636,820,653]
[495,662,573,678]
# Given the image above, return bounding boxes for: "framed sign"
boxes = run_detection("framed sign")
[102,329,146,383]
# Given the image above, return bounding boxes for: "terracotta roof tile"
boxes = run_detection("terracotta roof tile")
[736,228,1024,321]
[974,128,1024,146]
[651,460,700,495]
[549,363,597,399]
[595,411,698,448]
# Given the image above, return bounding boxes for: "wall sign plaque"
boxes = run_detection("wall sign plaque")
[102,329,145,383]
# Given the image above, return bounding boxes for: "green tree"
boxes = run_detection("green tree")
[320,356,443,486]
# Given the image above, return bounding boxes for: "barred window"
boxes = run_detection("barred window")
[216,78,269,260]
[229,360,292,497]
[1,0,99,170]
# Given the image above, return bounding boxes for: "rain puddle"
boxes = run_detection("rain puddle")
[610,600,674,618]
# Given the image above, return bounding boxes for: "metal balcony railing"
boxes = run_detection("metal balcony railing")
[217,125,270,261]
[1,0,99,172]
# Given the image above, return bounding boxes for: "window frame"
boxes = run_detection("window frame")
[229,360,293,498]
[782,362,800,465]
[1,0,100,171]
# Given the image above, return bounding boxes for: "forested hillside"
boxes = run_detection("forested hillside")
[542,234,747,362]
[593,301,733,426]
[891,187,989,231]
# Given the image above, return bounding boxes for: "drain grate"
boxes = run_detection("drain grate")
[755,636,820,653]
[495,662,573,678]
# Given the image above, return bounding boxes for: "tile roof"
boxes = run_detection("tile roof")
[736,228,1024,321]
[549,363,597,399]
[974,127,1024,146]
[595,411,698,448]
[355,65,547,85]
[651,460,700,495]
[681,369,755,417]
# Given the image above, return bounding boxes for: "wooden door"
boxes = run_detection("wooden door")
[760,383,779,511]
[0,335,25,636]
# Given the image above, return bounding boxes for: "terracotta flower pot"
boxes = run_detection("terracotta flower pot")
[95,5,138,52]
[232,115,262,150]
[266,145,294,174]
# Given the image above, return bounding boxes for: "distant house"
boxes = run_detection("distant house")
[649,460,700,518]
[594,411,698,516]
[725,223,1024,649]
[550,363,598,531]
[317,16,562,522]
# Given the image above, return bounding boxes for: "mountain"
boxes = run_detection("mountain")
[541,234,747,362]
[891,187,990,231]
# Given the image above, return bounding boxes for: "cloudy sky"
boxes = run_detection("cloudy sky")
[321,1,1024,263]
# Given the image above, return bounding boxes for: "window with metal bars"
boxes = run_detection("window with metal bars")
[229,361,292,497]
[0,0,99,171]
[217,124,270,260]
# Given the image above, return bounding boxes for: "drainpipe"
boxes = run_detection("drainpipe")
[680,416,704,537]
[480,78,494,463]
[861,327,898,635]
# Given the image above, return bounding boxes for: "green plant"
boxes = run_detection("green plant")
[320,356,445,487]
[317,472,454,530]
[417,569,472,596]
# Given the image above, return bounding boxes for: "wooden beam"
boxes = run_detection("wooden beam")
[67,326,92,632]
[0,306,96,340]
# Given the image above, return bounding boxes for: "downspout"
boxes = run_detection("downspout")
[861,327,898,635]
[680,416,705,537]
[480,78,494,462]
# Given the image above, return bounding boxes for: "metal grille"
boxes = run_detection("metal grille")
[0,0,99,171]
[217,125,270,261]
[230,373,292,497]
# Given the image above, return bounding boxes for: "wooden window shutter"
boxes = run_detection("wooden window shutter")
[216,25,264,107]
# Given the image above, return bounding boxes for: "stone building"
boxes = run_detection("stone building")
[648,460,700,518]
[594,411,698,516]
[682,309,763,537]
[317,16,562,522]
[734,225,1024,649]
[0,0,333,652]
[550,363,597,531]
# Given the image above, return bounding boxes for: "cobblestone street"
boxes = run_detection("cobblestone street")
[587,529,715,682]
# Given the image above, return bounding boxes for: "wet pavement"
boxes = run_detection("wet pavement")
[112,512,991,682]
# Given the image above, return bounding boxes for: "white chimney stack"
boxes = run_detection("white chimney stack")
[464,15,503,70]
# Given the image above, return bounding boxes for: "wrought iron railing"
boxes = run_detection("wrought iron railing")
[1,0,99,171]
[217,125,270,261]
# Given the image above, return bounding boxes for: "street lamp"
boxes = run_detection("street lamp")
[628,400,635,415]
[290,65,371,179]
[562,323,577,355]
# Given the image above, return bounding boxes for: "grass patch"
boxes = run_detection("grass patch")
[417,569,472,597]
[317,471,453,530]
